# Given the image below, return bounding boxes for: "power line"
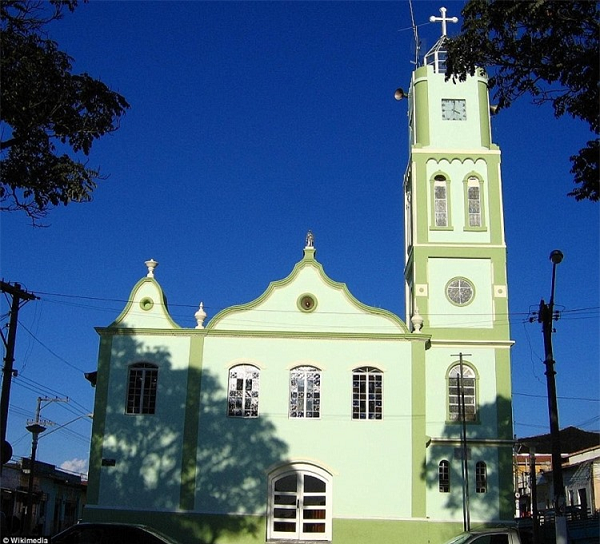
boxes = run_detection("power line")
[513,391,599,403]
[17,320,87,373]
[28,289,600,321]
[15,375,91,415]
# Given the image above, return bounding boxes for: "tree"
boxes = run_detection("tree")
[0,0,129,223]
[445,0,599,202]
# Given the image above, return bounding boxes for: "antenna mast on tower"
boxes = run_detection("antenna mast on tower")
[407,0,420,65]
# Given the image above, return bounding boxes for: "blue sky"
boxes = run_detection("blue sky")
[1,1,598,476]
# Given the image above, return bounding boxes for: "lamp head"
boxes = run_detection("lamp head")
[394,88,406,101]
[549,250,564,265]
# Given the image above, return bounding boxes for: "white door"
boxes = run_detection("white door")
[269,468,331,541]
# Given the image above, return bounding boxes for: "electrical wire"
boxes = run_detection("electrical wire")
[17,320,87,373]
[513,391,599,403]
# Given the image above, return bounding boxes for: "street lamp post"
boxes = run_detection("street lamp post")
[23,421,46,535]
[538,249,567,544]
[22,396,68,534]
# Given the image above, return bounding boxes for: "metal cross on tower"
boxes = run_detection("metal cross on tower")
[429,6,458,37]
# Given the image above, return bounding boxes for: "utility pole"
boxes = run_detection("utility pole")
[536,250,567,544]
[530,446,540,544]
[452,352,472,533]
[23,396,68,534]
[0,281,37,467]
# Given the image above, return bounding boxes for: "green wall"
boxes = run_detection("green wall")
[84,507,466,544]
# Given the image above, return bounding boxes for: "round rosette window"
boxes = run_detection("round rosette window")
[297,294,317,313]
[445,277,475,306]
[139,297,154,311]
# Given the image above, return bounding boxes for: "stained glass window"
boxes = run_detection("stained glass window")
[290,366,321,418]
[468,177,482,227]
[434,176,448,227]
[228,365,260,418]
[446,277,474,306]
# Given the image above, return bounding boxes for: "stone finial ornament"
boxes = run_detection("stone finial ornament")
[145,259,159,278]
[195,302,207,329]
[411,304,424,333]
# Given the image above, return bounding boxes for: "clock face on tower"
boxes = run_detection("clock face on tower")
[441,98,467,121]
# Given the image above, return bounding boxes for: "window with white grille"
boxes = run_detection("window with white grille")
[439,460,450,492]
[228,364,260,418]
[352,367,383,420]
[448,364,477,422]
[434,176,448,227]
[126,363,158,414]
[289,366,321,418]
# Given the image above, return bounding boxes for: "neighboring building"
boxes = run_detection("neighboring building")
[563,445,600,517]
[0,459,87,536]
[84,14,515,544]
[516,427,600,518]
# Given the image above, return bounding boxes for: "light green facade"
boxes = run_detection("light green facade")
[85,36,514,544]
[86,248,436,543]
[403,46,514,530]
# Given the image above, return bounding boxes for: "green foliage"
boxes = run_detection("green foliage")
[0,0,129,222]
[445,0,599,201]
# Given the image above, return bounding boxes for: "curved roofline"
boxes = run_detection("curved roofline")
[108,277,181,329]
[207,248,409,333]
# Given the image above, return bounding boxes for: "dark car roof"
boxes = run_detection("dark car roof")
[53,522,182,544]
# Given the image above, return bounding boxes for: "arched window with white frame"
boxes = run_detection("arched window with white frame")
[467,176,482,227]
[227,364,260,418]
[438,460,450,492]
[448,363,477,422]
[352,366,383,420]
[433,175,449,227]
[289,366,321,418]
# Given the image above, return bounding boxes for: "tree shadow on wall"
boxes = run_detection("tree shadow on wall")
[419,396,514,524]
[184,369,289,544]
[90,334,288,544]
[96,336,183,510]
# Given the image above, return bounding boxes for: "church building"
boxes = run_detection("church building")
[84,11,515,544]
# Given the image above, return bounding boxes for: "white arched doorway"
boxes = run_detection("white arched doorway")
[267,463,332,541]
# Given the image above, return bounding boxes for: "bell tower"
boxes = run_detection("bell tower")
[402,7,515,524]
[403,9,509,343]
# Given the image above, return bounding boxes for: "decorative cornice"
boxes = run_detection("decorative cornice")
[95,327,204,337]
[95,326,430,343]
[411,148,501,156]
[429,437,515,447]
[428,339,514,348]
